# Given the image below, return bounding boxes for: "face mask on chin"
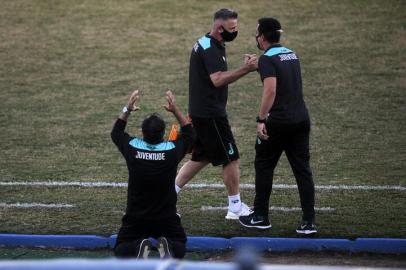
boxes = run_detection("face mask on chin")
[256,34,262,50]
[221,26,238,42]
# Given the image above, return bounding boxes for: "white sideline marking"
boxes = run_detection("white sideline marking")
[0,181,127,187]
[201,206,335,212]
[0,181,405,191]
[0,203,74,209]
[190,183,406,191]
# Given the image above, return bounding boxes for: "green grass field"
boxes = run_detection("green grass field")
[0,0,405,243]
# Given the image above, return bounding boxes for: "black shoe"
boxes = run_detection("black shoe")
[135,239,152,259]
[157,237,172,259]
[296,221,317,235]
[239,213,272,229]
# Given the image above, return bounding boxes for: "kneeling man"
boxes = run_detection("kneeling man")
[111,90,194,259]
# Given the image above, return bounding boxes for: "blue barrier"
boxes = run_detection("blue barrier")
[230,238,354,252]
[187,236,230,252]
[0,234,108,249]
[108,235,117,248]
[108,235,230,251]
[0,234,405,254]
[354,238,406,253]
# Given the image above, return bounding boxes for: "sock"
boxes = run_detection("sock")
[228,193,242,213]
[175,184,182,194]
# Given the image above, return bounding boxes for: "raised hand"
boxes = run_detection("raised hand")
[127,90,140,111]
[164,90,177,113]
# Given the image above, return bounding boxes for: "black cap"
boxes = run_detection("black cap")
[257,17,283,34]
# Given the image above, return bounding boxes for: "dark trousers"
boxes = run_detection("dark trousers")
[253,120,315,222]
[114,215,186,259]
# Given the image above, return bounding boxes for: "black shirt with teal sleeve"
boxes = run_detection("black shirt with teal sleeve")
[111,118,194,221]
[258,44,309,123]
[188,34,228,118]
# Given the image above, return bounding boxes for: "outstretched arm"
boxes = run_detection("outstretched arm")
[209,54,258,88]
[164,90,195,158]
[163,90,189,127]
[111,90,140,150]
[118,90,140,122]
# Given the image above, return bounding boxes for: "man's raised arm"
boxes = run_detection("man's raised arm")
[163,90,189,127]
[163,90,195,155]
[111,90,139,148]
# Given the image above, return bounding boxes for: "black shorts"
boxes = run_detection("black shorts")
[191,116,239,166]
[115,215,186,258]
[115,215,186,245]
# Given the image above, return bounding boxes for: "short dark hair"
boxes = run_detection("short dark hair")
[141,113,166,144]
[258,17,282,43]
[214,8,238,21]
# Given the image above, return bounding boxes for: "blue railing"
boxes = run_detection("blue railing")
[0,234,405,253]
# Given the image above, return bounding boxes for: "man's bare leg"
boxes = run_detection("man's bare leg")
[222,159,240,196]
[222,159,251,218]
[175,160,209,191]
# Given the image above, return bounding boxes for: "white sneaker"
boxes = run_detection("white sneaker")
[225,203,253,220]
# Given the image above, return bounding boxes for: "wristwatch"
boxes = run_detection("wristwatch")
[256,116,266,124]
[122,106,131,114]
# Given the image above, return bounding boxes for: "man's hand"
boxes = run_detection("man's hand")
[257,122,269,140]
[244,54,257,64]
[118,89,139,121]
[127,90,140,111]
[208,54,259,88]
[243,54,258,72]
[164,90,189,127]
[164,90,177,113]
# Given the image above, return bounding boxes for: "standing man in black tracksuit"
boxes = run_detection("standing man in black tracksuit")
[239,18,317,234]
[111,90,194,259]
[174,9,258,220]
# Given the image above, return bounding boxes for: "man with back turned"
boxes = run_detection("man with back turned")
[239,18,317,234]
[111,90,194,259]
